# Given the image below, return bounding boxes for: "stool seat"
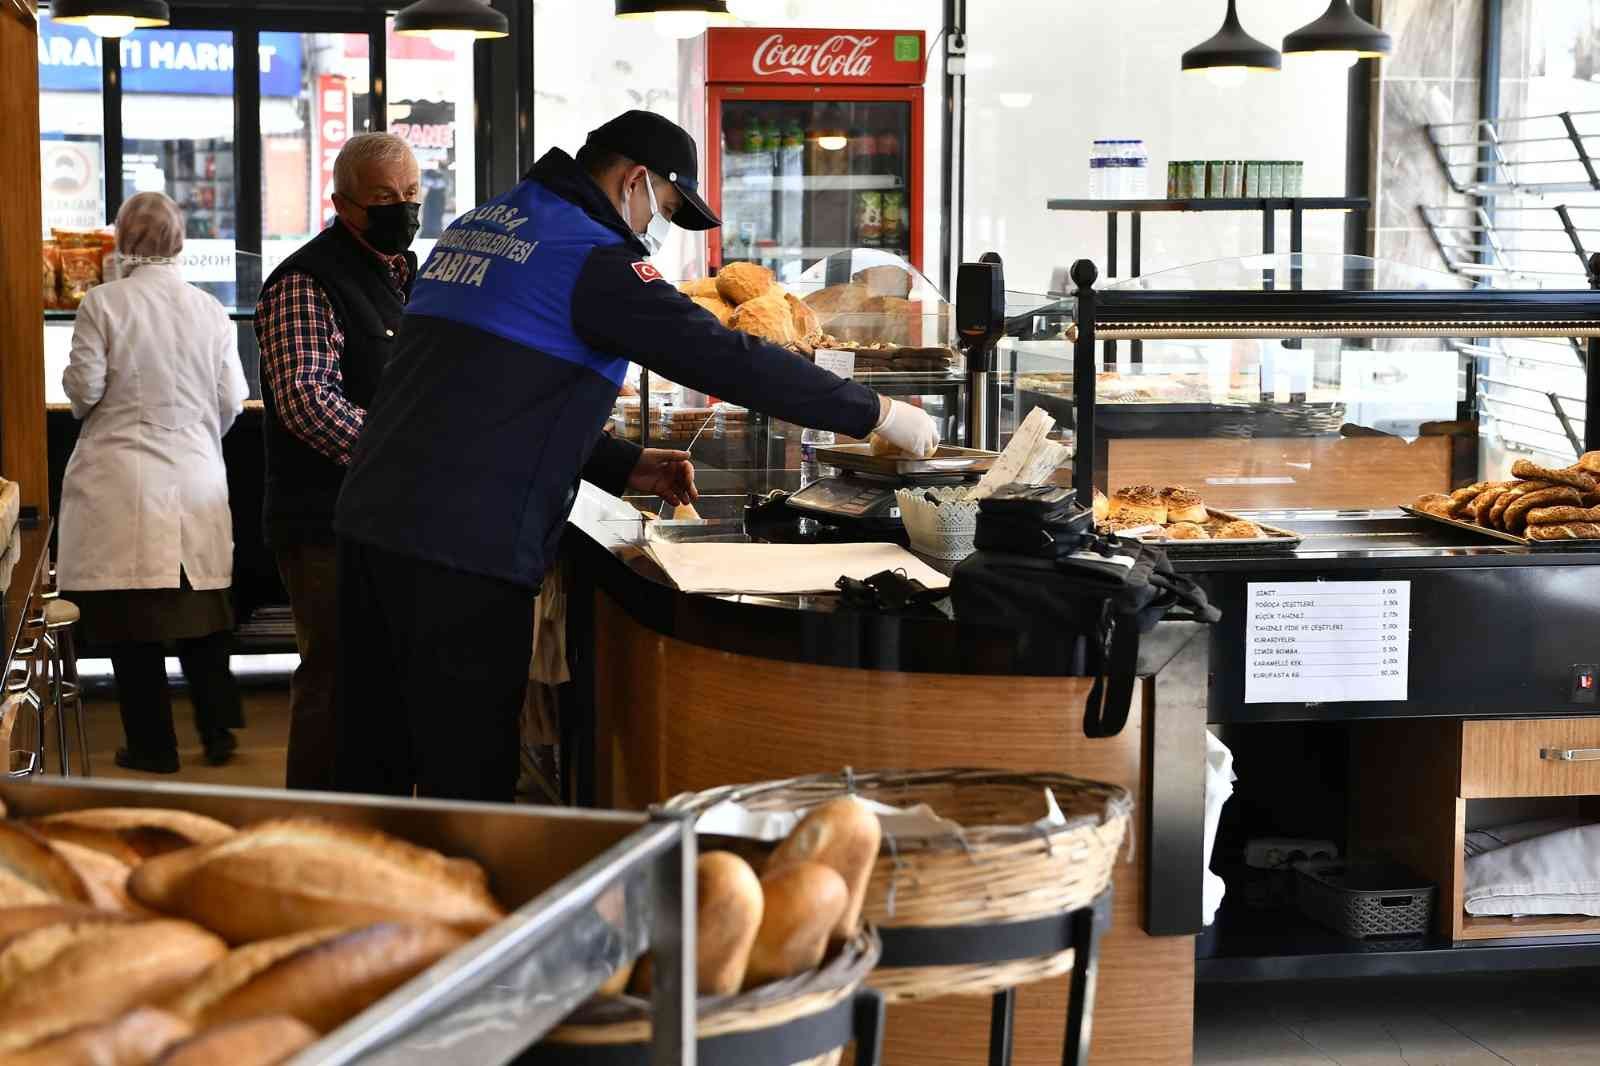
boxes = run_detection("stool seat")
[43,599,80,628]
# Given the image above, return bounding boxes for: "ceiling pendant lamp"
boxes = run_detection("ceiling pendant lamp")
[1283,0,1393,71]
[49,0,169,38]
[393,0,510,47]
[615,1,737,41]
[1181,0,1281,88]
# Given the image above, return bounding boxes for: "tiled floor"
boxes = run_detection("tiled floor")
[66,661,1600,1066]
[1196,968,1600,1065]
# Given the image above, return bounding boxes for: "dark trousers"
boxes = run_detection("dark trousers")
[275,541,340,790]
[109,632,243,757]
[334,537,532,803]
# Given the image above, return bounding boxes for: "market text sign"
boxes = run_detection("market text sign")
[38,22,303,96]
[706,27,925,85]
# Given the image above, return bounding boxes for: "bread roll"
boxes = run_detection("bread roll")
[728,288,796,346]
[1165,522,1210,540]
[128,818,504,944]
[742,862,847,990]
[715,262,774,306]
[672,503,702,522]
[1160,487,1208,524]
[47,840,148,915]
[31,809,235,862]
[4,1007,192,1066]
[169,922,467,1033]
[785,292,823,347]
[1108,485,1166,526]
[867,432,936,460]
[1092,489,1110,524]
[0,821,92,907]
[690,295,735,328]
[764,798,880,942]
[0,904,135,942]
[1215,520,1264,539]
[695,852,764,996]
[0,920,227,1053]
[153,1015,317,1066]
[678,277,720,300]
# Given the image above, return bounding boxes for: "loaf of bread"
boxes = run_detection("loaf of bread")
[169,922,468,1033]
[715,262,775,306]
[48,839,148,915]
[0,821,93,906]
[3,1007,192,1066]
[728,288,796,346]
[0,903,136,941]
[785,292,823,348]
[1160,487,1208,524]
[30,809,235,863]
[153,1015,317,1066]
[690,294,735,328]
[0,919,227,1053]
[127,818,504,944]
[1108,485,1166,526]
[742,862,847,990]
[678,277,720,300]
[695,852,764,996]
[803,283,871,318]
[764,798,880,942]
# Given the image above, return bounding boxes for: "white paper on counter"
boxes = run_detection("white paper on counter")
[644,540,950,595]
[694,790,1066,841]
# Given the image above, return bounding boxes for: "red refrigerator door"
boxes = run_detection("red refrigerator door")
[707,85,923,281]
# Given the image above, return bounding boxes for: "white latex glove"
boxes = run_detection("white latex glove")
[872,398,940,459]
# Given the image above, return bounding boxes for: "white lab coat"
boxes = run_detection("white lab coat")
[58,264,248,592]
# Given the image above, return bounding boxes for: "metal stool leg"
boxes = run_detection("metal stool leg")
[988,987,1016,1066]
[49,638,69,776]
[852,988,886,1066]
[60,628,88,776]
[1062,891,1112,1066]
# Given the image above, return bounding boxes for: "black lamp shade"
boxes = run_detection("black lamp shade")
[49,0,170,29]
[1283,0,1392,58]
[394,0,509,38]
[615,1,732,17]
[1181,0,1282,72]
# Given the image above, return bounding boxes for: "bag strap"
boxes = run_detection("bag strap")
[1082,612,1141,738]
[1148,570,1222,623]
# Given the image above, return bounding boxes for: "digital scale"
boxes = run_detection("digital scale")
[785,444,998,530]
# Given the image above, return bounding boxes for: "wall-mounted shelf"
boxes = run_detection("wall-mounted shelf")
[1427,109,1600,197]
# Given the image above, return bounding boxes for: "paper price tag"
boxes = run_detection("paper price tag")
[814,348,856,380]
[1245,580,1410,704]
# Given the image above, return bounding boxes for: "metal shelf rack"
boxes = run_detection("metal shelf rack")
[1426,109,1600,198]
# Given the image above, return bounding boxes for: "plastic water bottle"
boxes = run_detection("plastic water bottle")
[1127,140,1149,199]
[1089,140,1111,199]
[799,427,835,487]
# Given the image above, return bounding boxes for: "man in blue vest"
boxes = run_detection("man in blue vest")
[333,110,938,802]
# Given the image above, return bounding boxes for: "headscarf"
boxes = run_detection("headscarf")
[114,191,184,272]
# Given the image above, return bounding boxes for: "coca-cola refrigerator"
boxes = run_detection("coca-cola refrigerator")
[704,27,926,282]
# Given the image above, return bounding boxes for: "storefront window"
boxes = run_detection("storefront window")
[384,21,478,262]
[38,14,106,235]
[262,33,371,276]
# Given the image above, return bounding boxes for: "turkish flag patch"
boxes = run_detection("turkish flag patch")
[631,260,664,283]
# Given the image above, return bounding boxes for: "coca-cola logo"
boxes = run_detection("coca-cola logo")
[752,33,877,79]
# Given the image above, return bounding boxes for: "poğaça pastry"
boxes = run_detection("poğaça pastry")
[1108,485,1166,526]
[867,431,938,460]
[1160,486,1209,524]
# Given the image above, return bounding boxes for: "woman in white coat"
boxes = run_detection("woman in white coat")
[58,192,250,773]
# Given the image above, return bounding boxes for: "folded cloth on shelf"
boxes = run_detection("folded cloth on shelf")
[1464,821,1600,917]
[1463,816,1590,858]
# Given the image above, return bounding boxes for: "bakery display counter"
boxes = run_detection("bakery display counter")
[563,487,1210,1066]
[0,775,697,1065]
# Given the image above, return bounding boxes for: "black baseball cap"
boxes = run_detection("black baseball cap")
[584,110,721,232]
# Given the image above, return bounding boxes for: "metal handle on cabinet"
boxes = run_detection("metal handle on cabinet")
[1540,747,1600,762]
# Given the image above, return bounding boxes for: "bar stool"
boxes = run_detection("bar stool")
[40,598,89,776]
[5,614,47,774]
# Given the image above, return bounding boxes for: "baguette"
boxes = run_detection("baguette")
[128,818,504,944]
[153,1015,317,1066]
[1525,520,1600,540]
[695,852,763,996]
[765,798,881,942]
[31,809,234,862]
[0,920,226,1053]
[2,1007,192,1066]
[1501,486,1582,533]
[742,862,847,990]
[0,822,91,907]
[48,840,148,916]
[1511,459,1597,494]
[168,922,467,1033]
[0,904,135,942]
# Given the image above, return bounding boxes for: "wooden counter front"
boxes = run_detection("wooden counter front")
[593,591,1194,1066]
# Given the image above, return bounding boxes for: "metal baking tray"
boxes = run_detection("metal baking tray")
[814,443,998,479]
[1399,505,1600,549]
[0,776,695,1066]
[1110,507,1303,553]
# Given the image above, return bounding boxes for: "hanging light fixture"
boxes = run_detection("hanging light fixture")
[393,0,509,48]
[615,1,737,41]
[1181,0,1281,88]
[1282,0,1392,71]
[49,0,169,38]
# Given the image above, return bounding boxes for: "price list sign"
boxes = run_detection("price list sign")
[1245,581,1410,704]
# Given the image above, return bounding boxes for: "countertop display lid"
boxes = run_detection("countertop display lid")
[644,537,949,595]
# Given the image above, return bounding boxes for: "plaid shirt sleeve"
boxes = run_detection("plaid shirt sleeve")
[256,271,364,466]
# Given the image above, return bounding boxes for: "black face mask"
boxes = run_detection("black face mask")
[362,201,420,255]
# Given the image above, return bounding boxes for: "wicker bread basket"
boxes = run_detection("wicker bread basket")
[664,768,1131,1002]
[533,930,880,1066]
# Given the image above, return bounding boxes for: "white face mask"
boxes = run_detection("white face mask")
[624,170,673,256]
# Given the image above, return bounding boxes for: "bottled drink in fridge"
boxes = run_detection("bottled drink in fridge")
[857,191,884,246]
[880,191,905,251]
[1089,140,1111,198]
[1127,140,1149,198]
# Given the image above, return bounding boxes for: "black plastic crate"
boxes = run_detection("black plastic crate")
[1295,860,1434,939]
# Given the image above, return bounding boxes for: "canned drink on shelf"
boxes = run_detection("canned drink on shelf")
[1224,160,1243,198]
[1266,161,1285,198]
[1187,160,1208,199]
[857,191,883,246]
[1208,161,1227,198]
[1167,161,1181,199]
[1244,161,1262,198]
[1286,160,1304,197]
[880,191,905,250]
